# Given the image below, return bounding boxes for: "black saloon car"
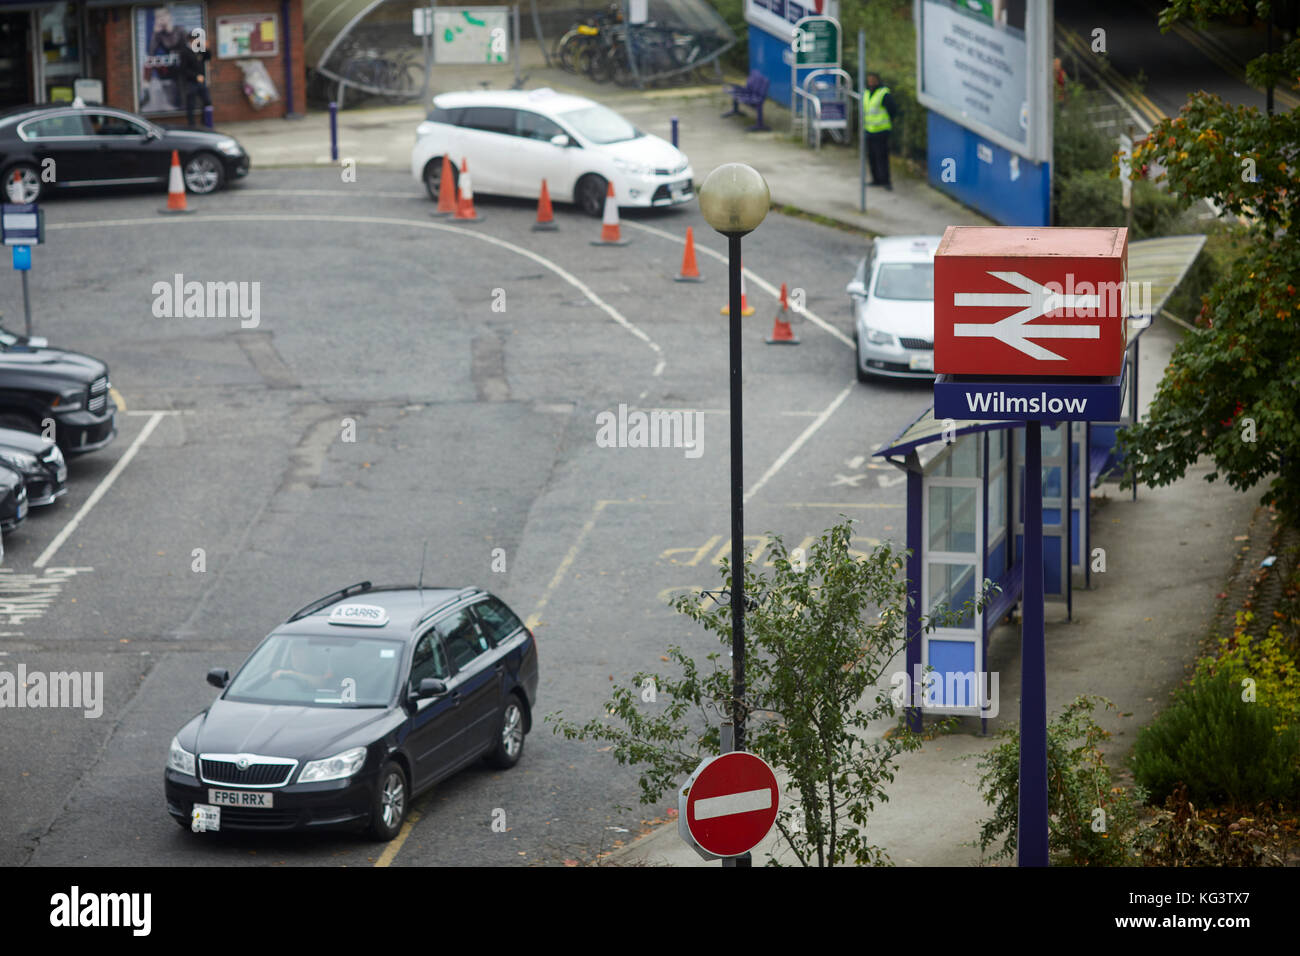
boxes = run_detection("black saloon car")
[0,464,27,533]
[0,324,116,456]
[0,426,66,506]
[165,582,540,841]
[0,102,250,202]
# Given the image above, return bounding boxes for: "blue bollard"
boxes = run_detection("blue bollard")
[203,105,214,129]
[329,101,339,162]
[671,116,679,148]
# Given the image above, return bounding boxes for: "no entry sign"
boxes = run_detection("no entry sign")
[934,227,1129,377]
[679,752,779,859]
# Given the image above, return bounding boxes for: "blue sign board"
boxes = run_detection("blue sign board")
[933,370,1125,422]
[927,112,1051,226]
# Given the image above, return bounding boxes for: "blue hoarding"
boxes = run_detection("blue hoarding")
[927,112,1051,226]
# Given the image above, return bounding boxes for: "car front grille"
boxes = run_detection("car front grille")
[216,808,303,829]
[899,338,934,350]
[87,377,109,414]
[654,161,689,176]
[199,755,297,788]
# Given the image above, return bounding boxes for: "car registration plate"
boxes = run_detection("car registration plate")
[209,788,273,808]
[909,354,933,372]
[56,465,67,482]
[16,501,26,520]
[191,803,221,832]
[670,180,690,200]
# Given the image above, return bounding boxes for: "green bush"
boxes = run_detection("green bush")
[1132,670,1300,807]
[974,696,1143,866]
[1054,169,1187,239]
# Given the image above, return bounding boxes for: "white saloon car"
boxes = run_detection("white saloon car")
[411,88,694,216]
[846,235,942,380]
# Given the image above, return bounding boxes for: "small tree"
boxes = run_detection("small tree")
[548,519,994,866]
[973,696,1144,866]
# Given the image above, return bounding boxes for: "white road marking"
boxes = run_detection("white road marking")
[49,214,667,378]
[33,412,166,569]
[694,787,773,820]
[744,382,855,504]
[621,220,856,348]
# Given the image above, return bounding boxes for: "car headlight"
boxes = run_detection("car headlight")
[216,139,243,155]
[52,388,83,411]
[167,737,196,776]
[865,328,897,346]
[298,746,367,784]
[0,450,36,474]
[612,157,653,176]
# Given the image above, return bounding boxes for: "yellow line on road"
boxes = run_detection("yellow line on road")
[373,808,421,867]
[109,387,126,412]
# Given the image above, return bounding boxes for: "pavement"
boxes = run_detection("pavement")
[210,46,1258,867]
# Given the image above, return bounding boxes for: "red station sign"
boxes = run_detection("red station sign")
[933,227,1129,377]
[679,752,780,859]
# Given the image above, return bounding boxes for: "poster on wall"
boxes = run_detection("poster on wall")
[134,3,207,115]
[745,0,841,40]
[217,14,279,59]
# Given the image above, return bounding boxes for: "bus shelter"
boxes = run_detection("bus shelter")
[873,234,1207,730]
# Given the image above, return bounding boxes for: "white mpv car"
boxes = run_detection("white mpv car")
[411,88,694,216]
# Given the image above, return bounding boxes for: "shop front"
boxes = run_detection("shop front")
[0,1,305,123]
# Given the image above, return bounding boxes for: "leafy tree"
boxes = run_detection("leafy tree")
[1118,2,1300,521]
[547,520,995,866]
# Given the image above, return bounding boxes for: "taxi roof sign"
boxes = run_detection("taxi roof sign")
[327,603,389,627]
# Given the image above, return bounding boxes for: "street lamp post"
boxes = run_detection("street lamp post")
[698,165,770,865]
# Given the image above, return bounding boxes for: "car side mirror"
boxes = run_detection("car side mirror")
[415,678,447,700]
[549,133,571,147]
[846,279,867,298]
[206,667,230,689]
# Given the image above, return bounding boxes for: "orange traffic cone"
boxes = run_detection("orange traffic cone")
[766,283,800,345]
[159,150,193,214]
[455,159,481,221]
[533,179,558,231]
[432,155,456,217]
[721,263,755,316]
[674,226,703,282]
[590,182,629,245]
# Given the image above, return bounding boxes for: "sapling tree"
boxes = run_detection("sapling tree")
[548,519,995,866]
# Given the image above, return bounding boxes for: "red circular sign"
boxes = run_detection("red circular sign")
[686,752,779,857]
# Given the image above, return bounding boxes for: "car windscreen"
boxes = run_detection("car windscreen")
[557,105,643,144]
[224,633,404,707]
[873,262,935,301]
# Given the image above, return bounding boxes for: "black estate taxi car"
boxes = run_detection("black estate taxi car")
[165,582,539,841]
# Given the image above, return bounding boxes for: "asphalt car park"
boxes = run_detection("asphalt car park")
[0,168,940,867]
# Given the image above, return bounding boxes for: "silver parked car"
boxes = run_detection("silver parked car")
[847,235,941,381]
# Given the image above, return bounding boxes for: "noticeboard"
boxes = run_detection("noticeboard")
[792,16,840,68]
[434,8,510,64]
[217,14,279,59]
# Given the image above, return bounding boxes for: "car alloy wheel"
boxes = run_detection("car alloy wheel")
[3,165,41,204]
[487,696,526,768]
[577,174,607,218]
[183,152,224,194]
[369,761,407,841]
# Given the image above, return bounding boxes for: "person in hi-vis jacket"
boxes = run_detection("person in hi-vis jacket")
[862,72,900,190]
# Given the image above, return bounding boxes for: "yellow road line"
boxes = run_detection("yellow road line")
[373,808,421,867]
[109,387,126,412]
